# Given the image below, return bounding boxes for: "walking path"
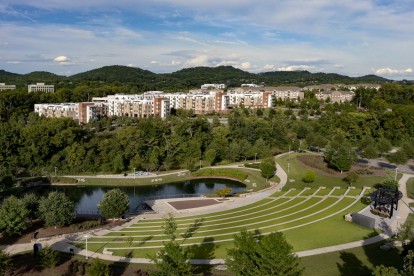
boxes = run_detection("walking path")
[2,155,413,266]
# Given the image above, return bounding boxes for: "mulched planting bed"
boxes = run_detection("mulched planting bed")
[0,219,125,245]
[297,155,386,177]
[168,199,221,210]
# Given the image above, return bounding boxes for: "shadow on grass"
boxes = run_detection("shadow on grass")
[138,235,154,247]
[337,251,371,275]
[190,236,216,275]
[362,231,404,272]
[181,218,204,242]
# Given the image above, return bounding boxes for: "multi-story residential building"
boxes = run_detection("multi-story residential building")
[34,102,106,123]
[0,83,16,91]
[95,93,170,118]
[28,83,54,93]
[34,103,78,120]
[315,91,355,103]
[201,83,226,89]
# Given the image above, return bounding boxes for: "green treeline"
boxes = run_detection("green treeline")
[1,82,414,179]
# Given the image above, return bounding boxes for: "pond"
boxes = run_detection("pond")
[36,178,246,214]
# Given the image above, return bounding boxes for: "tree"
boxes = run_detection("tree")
[0,195,29,236]
[361,144,378,159]
[402,250,414,276]
[22,193,40,221]
[0,176,13,198]
[150,241,193,276]
[377,138,392,156]
[38,191,76,227]
[162,213,177,241]
[0,250,13,276]
[387,150,408,165]
[325,145,356,173]
[344,171,359,187]
[215,187,232,198]
[87,258,111,276]
[302,171,316,184]
[98,189,129,219]
[150,216,193,275]
[381,179,399,190]
[259,158,276,180]
[37,246,60,269]
[372,265,400,276]
[226,230,302,276]
[204,148,216,166]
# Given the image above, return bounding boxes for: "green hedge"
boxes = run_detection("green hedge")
[192,168,248,180]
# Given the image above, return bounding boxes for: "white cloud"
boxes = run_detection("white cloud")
[263,64,275,70]
[375,67,414,76]
[277,65,316,71]
[6,60,21,64]
[54,56,69,62]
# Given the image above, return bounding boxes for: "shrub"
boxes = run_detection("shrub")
[87,258,111,276]
[70,220,103,230]
[302,171,316,183]
[37,246,60,269]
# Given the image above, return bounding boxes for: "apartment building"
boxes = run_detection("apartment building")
[28,83,55,93]
[96,93,170,118]
[315,91,355,103]
[0,83,16,91]
[201,83,226,89]
[34,103,78,120]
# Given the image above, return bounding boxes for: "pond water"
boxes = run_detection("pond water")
[36,179,246,214]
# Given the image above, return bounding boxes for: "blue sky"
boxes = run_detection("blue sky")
[0,0,413,79]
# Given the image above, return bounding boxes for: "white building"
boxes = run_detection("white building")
[201,83,226,89]
[28,83,55,93]
[0,83,16,91]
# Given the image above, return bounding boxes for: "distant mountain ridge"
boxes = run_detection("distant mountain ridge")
[0,65,391,88]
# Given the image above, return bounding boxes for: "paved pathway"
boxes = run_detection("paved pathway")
[2,155,413,265]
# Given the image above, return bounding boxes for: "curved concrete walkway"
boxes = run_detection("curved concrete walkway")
[2,156,413,266]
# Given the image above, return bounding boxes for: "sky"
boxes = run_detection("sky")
[0,0,413,80]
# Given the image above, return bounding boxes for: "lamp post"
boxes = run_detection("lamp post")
[54,167,57,177]
[395,167,398,181]
[199,160,202,169]
[255,153,257,163]
[288,162,290,174]
[133,167,136,179]
[84,234,90,259]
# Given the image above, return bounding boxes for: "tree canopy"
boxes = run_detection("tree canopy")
[38,191,76,227]
[0,195,29,236]
[226,230,302,276]
[98,189,129,219]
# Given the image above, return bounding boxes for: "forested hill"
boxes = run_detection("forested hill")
[0,65,390,88]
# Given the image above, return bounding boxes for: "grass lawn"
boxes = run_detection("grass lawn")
[75,166,273,192]
[406,177,414,199]
[299,242,403,276]
[276,153,389,190]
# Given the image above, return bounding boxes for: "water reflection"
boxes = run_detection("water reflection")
[38,178,245,214]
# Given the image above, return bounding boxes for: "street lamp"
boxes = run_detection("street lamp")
[84,234,90,259]
[133,167,136,179]
[255,153,257,163]
[288,162,290,174]
[199,160,202,169]
[54,167,57,177]
[395,167,398,181]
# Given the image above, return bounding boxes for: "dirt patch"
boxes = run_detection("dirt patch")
[0,219,125,245]
[168,199,221,210]
[296,155,386,178]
